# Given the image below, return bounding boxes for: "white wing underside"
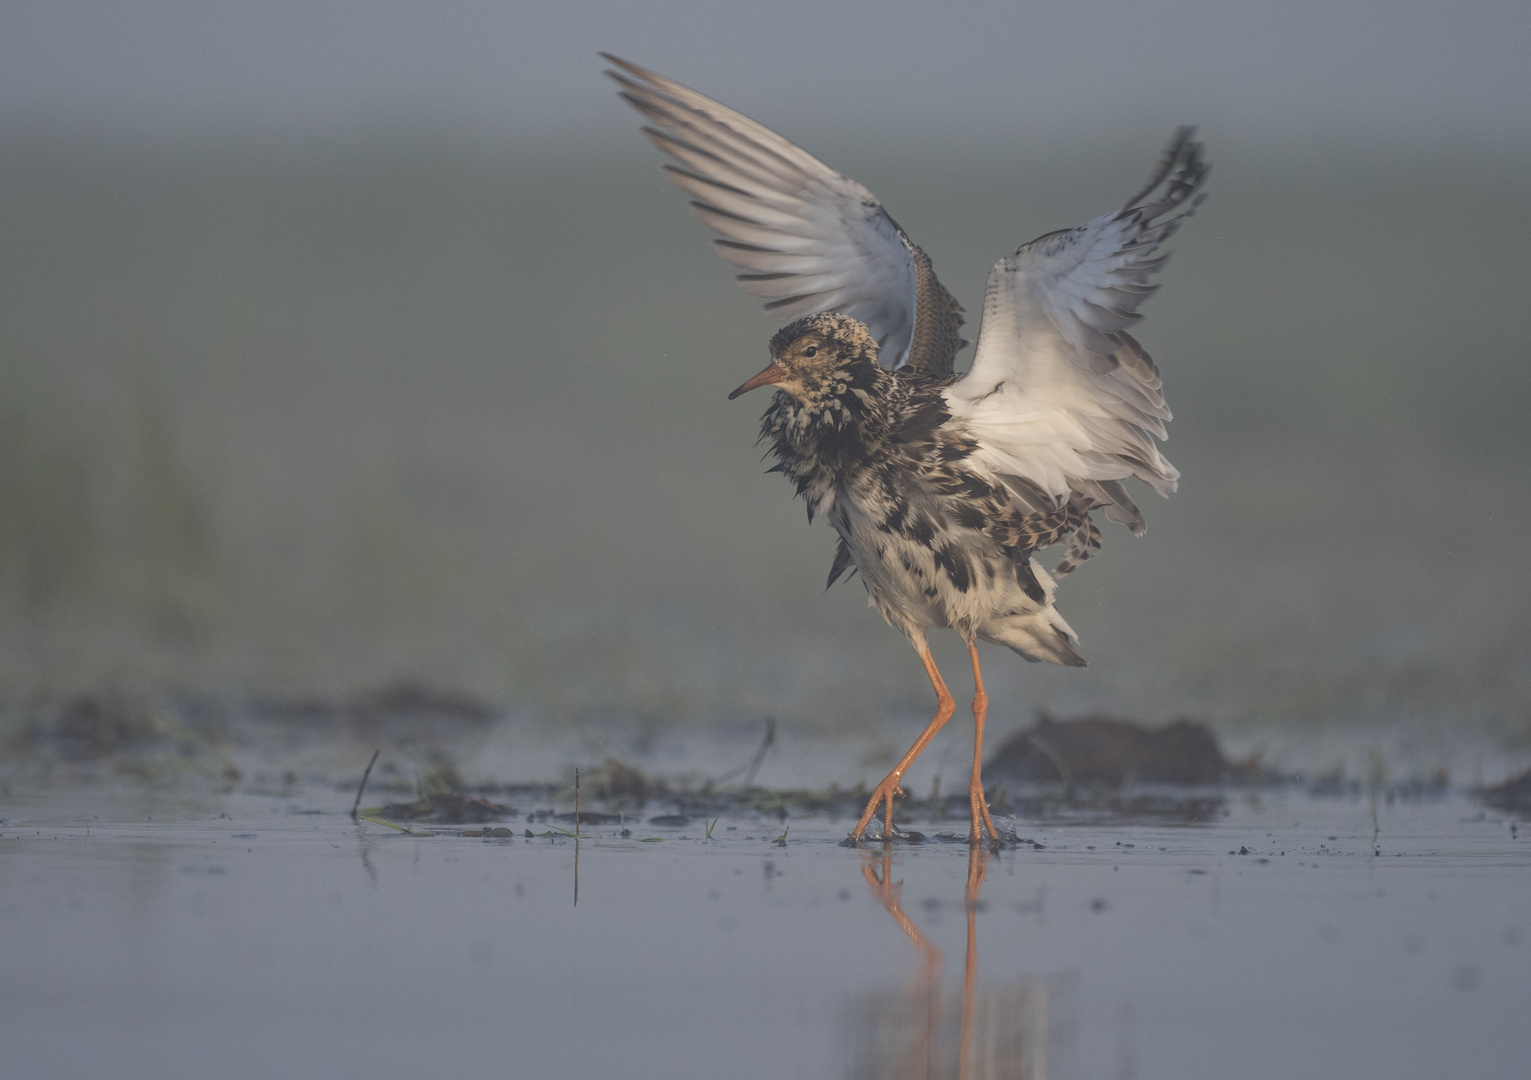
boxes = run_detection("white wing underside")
[605,56,1207,534]
[946,130,1207,532]
[602,55,922,368]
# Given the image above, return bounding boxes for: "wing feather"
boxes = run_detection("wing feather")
[603,54,966,375]
[946,129,1208,534]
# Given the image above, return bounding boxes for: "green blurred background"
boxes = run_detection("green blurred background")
[1,2,1527,747]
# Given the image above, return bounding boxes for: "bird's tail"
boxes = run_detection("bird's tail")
[980,611,1086,667]
[977,564,1087,667]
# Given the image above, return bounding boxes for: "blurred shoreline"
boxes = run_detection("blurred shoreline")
[0,130,1526,747]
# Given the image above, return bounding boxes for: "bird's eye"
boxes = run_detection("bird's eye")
[803,345,818,358]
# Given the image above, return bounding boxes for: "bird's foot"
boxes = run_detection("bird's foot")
[850,773,906,843]
[967,779,1000,845]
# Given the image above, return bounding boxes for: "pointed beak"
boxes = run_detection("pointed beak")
[728,361,787,400]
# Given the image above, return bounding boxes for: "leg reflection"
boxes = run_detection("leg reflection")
[960,844,989,1080]
[863,850,944,973]
[862,850,943,1076]
[849,845,1063,1080]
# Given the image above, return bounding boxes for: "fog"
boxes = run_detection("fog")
[1,2,1527,750]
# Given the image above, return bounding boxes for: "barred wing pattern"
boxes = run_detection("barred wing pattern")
[945,129,1208,534]
[603,54,964,374]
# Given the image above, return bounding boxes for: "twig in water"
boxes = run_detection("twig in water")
[351,749,381,820]
[989,781,1009,818]
[742,717,776,789]
[705,817,718,839]
[356,814,426,835]
[774,825,790,847]
[1368,749,1386,855]
[1026,732,1073,786]
[709,716,778,789]
[929,736,955,822]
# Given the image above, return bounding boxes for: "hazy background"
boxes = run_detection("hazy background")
[1,1,1528,755]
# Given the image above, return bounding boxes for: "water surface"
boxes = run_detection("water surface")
[3,775,1526,1079]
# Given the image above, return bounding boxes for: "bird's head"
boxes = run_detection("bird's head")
[728,312,880,402]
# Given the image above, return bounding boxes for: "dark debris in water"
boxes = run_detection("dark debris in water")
[551,811,623,825]
[464,773,1233,828]
[379,792,515,824]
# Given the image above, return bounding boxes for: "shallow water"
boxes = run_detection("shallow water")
[2,776,1526,1080]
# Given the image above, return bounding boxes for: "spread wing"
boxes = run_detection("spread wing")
[603,54,966,376]
[944,128,1208,533]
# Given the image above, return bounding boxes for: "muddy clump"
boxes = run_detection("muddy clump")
[1480,768,1531,815]
[985,715,1229,786]
[25,695,157,761]
[594,757,652,802]
[347,682,497,726]
[379,792,516,823]
[8,693,239,783]
[247,681,499,759]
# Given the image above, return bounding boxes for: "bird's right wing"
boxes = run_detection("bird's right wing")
[945,129,1208,533]
[603,54,965,375]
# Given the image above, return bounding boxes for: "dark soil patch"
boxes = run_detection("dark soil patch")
[1480,769,1531,815]
[985,715,1233,786]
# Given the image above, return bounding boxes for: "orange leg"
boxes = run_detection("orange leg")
[851,642,955,842]
[967,643,1000,844]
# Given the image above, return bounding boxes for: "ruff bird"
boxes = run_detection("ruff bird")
[604,55,1207,843]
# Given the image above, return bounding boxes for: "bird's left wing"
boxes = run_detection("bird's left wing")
[603,54,964,374]
[945,129,1208,533]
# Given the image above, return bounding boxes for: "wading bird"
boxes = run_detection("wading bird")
[604,55,1206,844]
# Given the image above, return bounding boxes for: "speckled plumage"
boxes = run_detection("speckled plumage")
[758,312,1090,668]
[604,55,1208,843]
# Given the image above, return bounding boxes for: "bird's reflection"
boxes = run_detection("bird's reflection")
[851,845,1059,1080]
